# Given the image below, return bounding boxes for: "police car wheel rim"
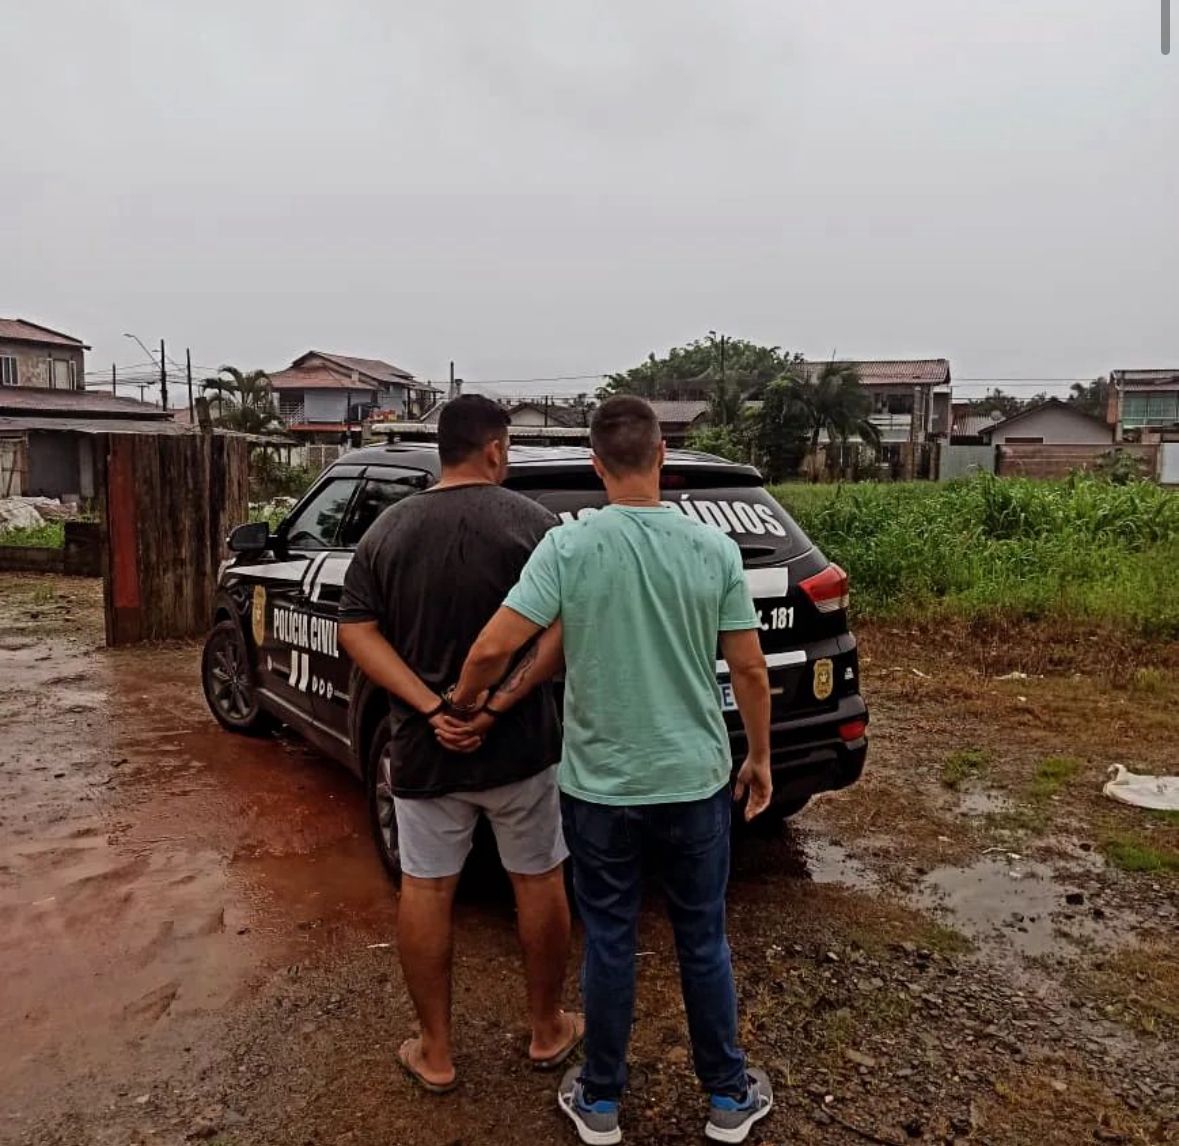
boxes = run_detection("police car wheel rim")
[375,742,397,859]
[208,633,252,721]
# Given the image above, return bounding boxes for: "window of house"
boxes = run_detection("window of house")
[50,359,72,389]
[1124,392,1179,427]
[278,393,303,421]
[0,356,16,386]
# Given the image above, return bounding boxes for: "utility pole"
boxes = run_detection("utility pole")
[448,360,455,401]
[159,339,168,411]
[111,363,117,396]
[186,348,194,418]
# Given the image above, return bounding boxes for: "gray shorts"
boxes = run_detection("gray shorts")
[394,766,568,880]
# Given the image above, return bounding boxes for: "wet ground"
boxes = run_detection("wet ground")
[1,574,1178,1145]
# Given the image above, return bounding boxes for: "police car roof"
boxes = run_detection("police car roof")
[340,442,762,481]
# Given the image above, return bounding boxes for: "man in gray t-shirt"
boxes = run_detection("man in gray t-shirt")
[339,396,581,1094]
[341,481,562,796]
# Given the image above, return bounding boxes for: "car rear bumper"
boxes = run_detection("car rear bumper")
[727,693,868,808]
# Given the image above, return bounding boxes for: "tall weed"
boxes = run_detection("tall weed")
[772,476,1179,634]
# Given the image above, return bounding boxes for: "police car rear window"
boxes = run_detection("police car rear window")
[531,485,809,565]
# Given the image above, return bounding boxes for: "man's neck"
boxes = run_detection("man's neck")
[604,472,663,507]
[434,465,497,489]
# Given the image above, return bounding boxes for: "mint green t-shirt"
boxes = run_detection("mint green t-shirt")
[503,504,759,806]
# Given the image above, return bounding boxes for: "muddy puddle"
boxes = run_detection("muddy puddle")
[955,787,1013,819]
[917,850,1122,960]
[0,633,396,1108]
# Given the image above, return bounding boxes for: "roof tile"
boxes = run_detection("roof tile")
[802,359,950,385]
[0,387,170,418]
[0,318,89,349]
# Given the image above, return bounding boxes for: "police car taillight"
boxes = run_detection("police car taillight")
[800,564,849,613]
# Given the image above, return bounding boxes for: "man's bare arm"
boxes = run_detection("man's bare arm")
[340,621,482,751]
[488,621,564,712]
[338,621,441,715]
[719,628,772,820]
[449,606,545,710]
[433,622,564,754]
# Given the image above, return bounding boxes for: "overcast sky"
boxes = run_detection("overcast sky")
[3,1,1175,401]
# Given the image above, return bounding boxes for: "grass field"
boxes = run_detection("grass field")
[0,522,65,548]
[772,475,1179,634]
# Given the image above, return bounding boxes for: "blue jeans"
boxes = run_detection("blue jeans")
[560,786,747,1103]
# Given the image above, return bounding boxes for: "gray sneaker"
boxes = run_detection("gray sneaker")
[557,1065,622,1145]
[705,1068,773,1143]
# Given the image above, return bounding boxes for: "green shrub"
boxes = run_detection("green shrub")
[0,522,65,548]
[249,454,315,502]
[771,475,1179,633]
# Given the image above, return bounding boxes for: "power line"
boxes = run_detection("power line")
[464,373,608,385]
[952,382,1098,386]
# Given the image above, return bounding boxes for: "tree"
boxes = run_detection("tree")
[968,388,1025,420]
[202,367,284,435]
[746,378,810,481]
[1068,376,1110,420]
[787,362,882,459]
[601,335,802,405]
[685,423,749,465]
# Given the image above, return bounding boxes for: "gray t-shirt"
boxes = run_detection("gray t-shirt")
[339,483,562,798]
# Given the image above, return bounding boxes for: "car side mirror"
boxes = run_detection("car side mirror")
[227,521,271,553]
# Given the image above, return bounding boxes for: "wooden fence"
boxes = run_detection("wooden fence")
[101,433,249,645]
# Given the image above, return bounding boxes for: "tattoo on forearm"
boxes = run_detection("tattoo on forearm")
[498,643,539,695]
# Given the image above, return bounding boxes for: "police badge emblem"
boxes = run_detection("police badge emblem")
[813,658,834,701]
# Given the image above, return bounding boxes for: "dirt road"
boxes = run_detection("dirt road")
[2,575,1177,1145]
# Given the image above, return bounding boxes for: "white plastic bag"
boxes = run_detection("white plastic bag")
[1103,764,1179,811]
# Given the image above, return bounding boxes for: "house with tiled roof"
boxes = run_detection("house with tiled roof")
[0,318,89,391]
[268,350,441,444]
[800,358,952,443]
[505,399,592,429]
[1108,368,1179,440]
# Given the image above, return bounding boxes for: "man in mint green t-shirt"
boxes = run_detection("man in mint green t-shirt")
[450,396,774,1144]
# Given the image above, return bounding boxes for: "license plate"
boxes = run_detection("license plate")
[720,682,737,712]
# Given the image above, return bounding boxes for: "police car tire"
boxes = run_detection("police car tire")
[366,719,402,884]
[201,620,275,736]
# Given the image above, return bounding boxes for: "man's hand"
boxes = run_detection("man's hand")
[433,709,496,754]
[733,754,772,821]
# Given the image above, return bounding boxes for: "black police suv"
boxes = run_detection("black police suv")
[201,445,868,877]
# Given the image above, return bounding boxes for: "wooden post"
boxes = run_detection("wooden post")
[101,432,248,645]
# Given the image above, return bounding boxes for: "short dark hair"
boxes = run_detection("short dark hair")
[590,396,662,475]
[437,395,510,466]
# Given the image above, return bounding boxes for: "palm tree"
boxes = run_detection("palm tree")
[772,362,881,478]
[202,367,283,435]
[790,363,881,450]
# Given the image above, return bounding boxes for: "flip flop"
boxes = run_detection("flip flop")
[530,1011,585,1071]
[397,1037,458,1094]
